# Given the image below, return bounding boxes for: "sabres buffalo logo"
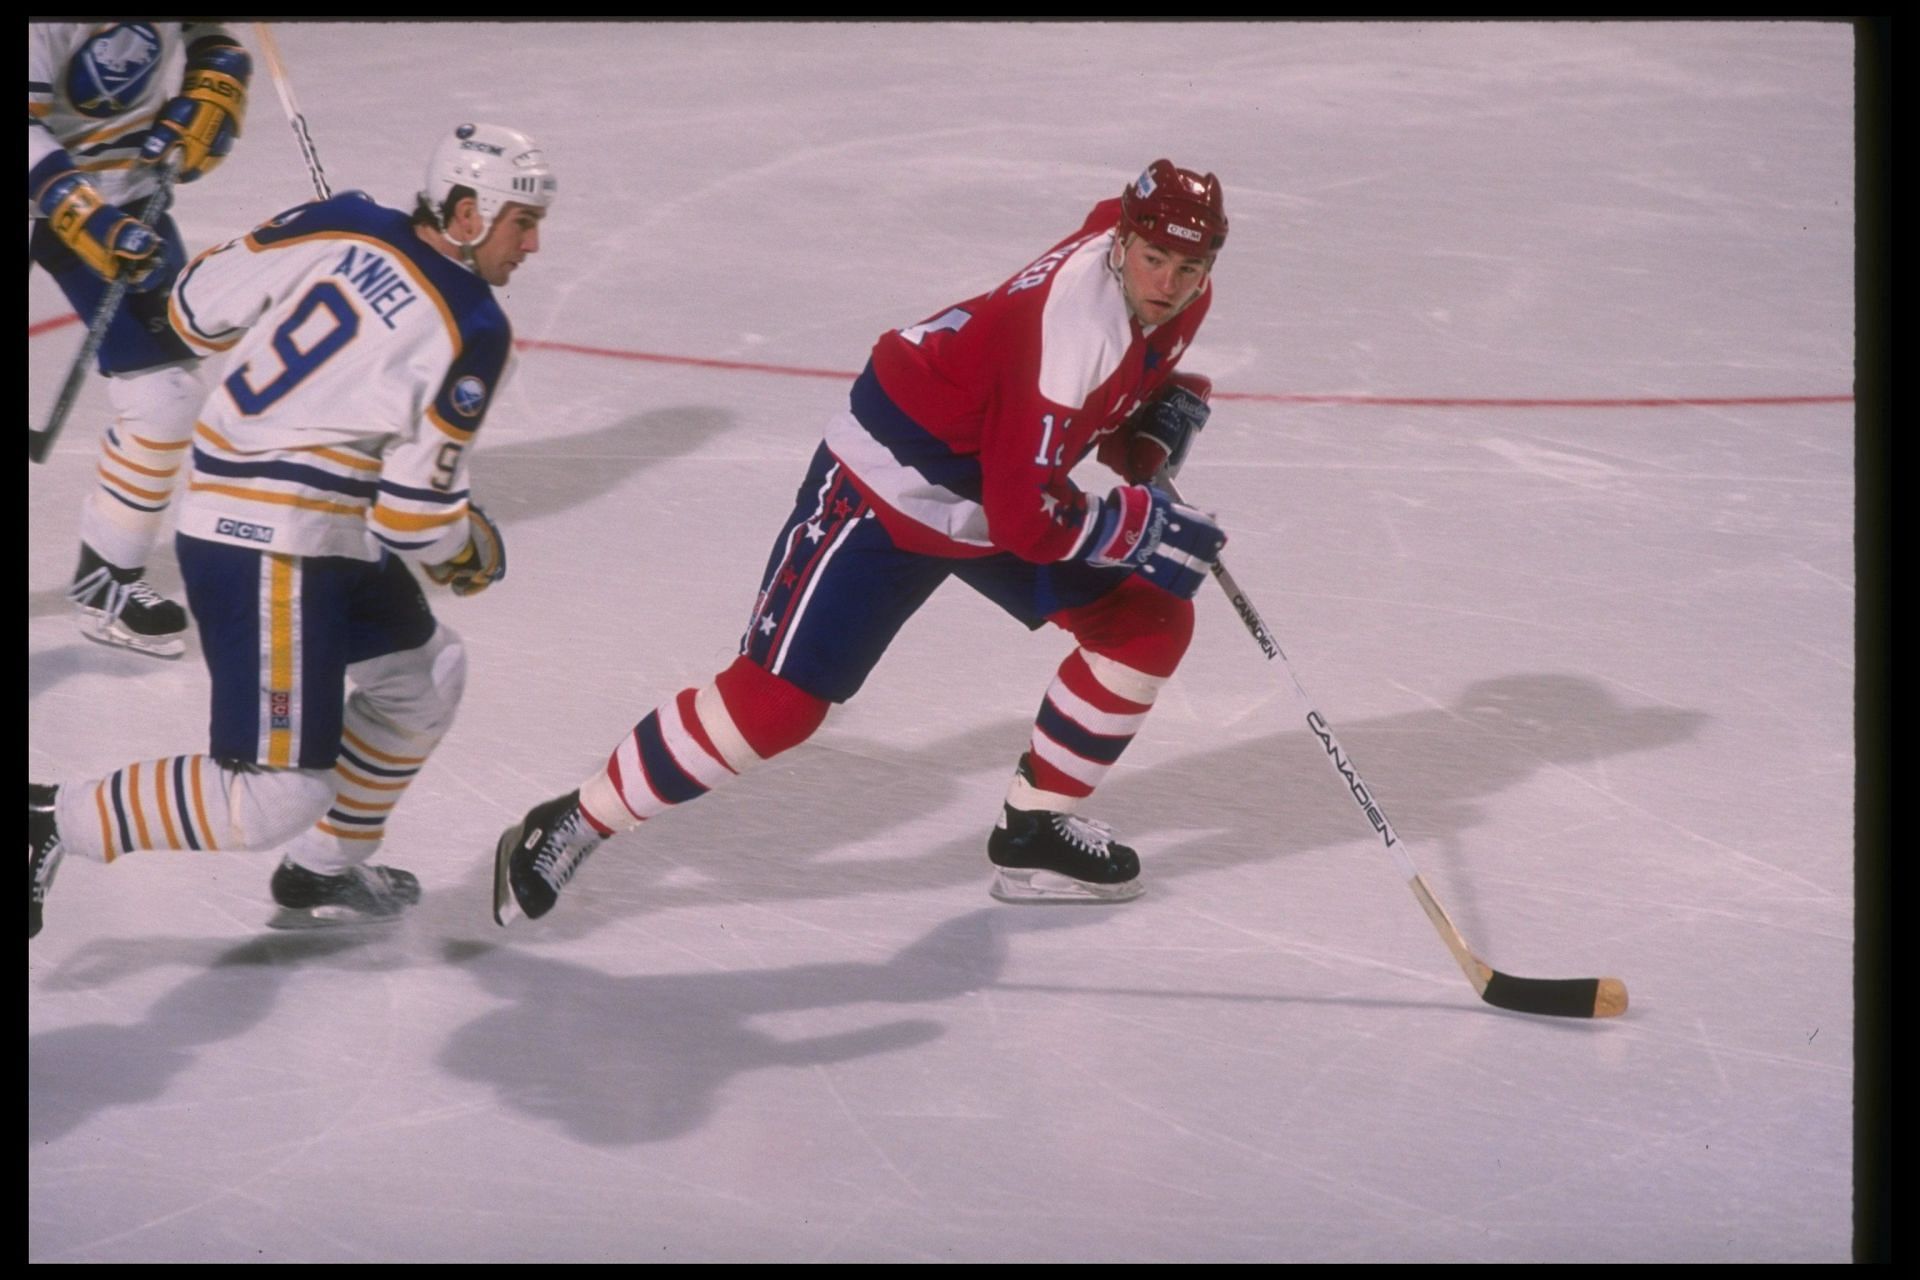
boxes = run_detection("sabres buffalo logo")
[68,24,164,118]
[450,376,488,418]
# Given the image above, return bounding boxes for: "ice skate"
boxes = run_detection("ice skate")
[988,803,1144,904]
[267,856,421,929]
[68,544,189,660]
[29,783,65,940]
[493,790,603,925]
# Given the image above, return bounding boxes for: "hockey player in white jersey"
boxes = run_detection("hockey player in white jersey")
[29,124,557,939]
[29,21,252,658]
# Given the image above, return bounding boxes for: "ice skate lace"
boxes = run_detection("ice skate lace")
[1050,813,1118,859]
[533,811,599,889]
[67,567,166,624]
[30,820,65,901]
[351,866,409,906]
[123,578,168,608]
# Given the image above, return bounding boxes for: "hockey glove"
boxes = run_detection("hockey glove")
[139,37,252,182]
[1082,484,1227,600]
[1100,372,1213,484]
[32,168,171,291]
[424,504,507,597]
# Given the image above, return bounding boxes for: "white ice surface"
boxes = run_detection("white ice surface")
[29,21,1858,1263]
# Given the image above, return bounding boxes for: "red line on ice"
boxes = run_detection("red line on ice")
[513,340,1854,408]
[29,316,1852,408]
[513,338,851,381]
[1213,391,1854,408]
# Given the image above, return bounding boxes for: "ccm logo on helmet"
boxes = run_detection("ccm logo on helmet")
[1121,159,1229,257]
[461,140,506,155]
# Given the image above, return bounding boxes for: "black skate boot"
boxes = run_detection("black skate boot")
[493,791,604,926]
[30,783,65,940]
[267,856,421,929]
[987,755,1144,904]
[68,544,189,660]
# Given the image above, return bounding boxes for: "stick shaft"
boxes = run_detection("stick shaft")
[252,23,331,200]
[1160,476,1625,1018]
[1183,531,1493,995]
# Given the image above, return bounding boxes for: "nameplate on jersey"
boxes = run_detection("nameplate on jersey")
[331,245,420,330]
[1006,232,1100,295]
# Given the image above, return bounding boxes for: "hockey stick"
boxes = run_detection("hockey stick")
[1164,477,1628,1019]
[252,23,332,200]
[28,161,182,465]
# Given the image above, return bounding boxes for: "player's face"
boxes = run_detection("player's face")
[470,203,545,287]
[1116,235,1211,326]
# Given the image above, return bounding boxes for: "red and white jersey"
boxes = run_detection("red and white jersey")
[823,197,1211,563]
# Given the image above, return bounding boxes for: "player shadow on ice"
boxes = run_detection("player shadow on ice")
[471,403,742,527]
[28,929,390,1146]
[456,672,1705,939]
[26,405,736,697]
[26,673,1699,1147]
[437,907,1096,1147]
[26,629,207,702]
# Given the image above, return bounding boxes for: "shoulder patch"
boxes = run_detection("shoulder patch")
[450,376,489,418]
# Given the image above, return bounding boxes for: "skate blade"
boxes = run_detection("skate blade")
[75,611,187,660]
[265,904,407,930]
[491,825,523,926]
[989,867,1145,904]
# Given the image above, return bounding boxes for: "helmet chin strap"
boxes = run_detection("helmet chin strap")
[440,212,489,272]
[1107,232,1143,321]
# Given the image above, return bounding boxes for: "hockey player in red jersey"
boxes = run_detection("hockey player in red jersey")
[493,159,1231,923]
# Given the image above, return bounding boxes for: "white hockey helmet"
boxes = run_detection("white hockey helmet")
[421,123,557,245]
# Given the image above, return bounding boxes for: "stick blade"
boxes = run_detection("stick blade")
[1481,971,1629,1019]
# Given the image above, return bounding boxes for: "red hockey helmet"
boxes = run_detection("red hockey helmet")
[1119,159,1228,258]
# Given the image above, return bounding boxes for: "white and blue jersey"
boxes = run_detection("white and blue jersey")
[28,21,240,374]
[27,22,230,207]
[167,192,514,566]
